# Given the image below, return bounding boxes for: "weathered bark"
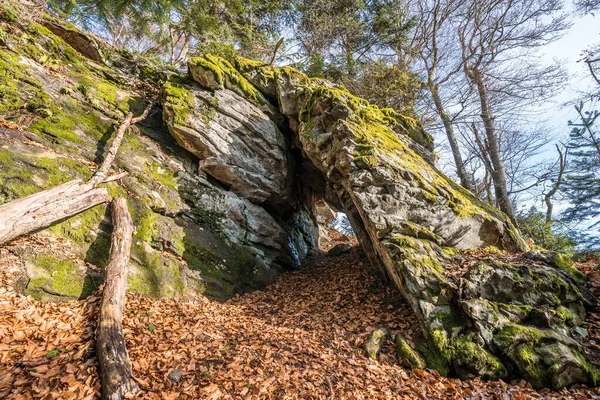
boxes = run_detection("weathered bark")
[469,71,517,225]
[89,106,151,186]
[0,106,150,246]
[0,180,110,245]
[545,144,567,227]
[429,82,472,191]
[97,198,139,400]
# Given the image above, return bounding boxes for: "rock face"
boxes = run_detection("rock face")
[0,14,316,302]
[161,73,291,206]
[167,55,599,388]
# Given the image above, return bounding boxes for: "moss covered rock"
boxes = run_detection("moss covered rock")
[0,10,308,303]
[222,57,598,389]
[364,327,390,360]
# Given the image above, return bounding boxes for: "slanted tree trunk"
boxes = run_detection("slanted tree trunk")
[97,198,139,400]
[429,81,472,191]
[544,144,567,236]
[0,105,150,246]
[469,70,517,225]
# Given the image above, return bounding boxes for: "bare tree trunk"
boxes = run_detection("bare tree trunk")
[97,198,138,400]
[470,71,517,225]
[429,82,472,191]
[0,105,150,246]
[544,144,567,234]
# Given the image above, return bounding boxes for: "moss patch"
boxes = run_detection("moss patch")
[190,54,267,104]
[25,253,99,300]
[159,76,195,127]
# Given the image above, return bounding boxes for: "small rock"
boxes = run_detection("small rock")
[327,243,352,257]
[394,334,426,369]
[363,327,390,360]
[168,367,183,383]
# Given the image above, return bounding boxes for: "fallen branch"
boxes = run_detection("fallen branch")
[97,198,139,400]
[0,105,151,246]
[89,105,151,187]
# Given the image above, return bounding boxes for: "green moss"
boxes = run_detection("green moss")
[0,2,19,23]
[123,135,146,152]
[190,56,224,85]
[514,342,547,385]
[0,48,42,113]
[190,54,267,104]
[496,302,533,318]
[442,247,458,256]
[234,56,274,77]
[29,100,111,143]
[452,335,506,378]
[386,234,445,277]
[0,149,15,167]
[554,253,586,283]
[398,221,442,244]
[34,155,91,186]
[554,306,574,323]
[160,76,195,127]
[134,208,158,243]
[575,351,600,385]
[144,161,178,189]
[25,253,98,300]
[75,75,129,114]
[421,329,451,376]
[494,323,544,349]
[387,234,420,250]
[27,22,53,37]
[49,204,106,244]
[0,150,37,201]
[128,250,185,297]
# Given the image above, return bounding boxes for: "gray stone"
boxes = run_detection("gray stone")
[162,82,291,206]
[168,367,183,383]
[327,243,353,257]
[364,327,390,360]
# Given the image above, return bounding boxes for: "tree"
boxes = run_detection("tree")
[47,0,288,64]
[413,0,473,190]
[562,103,600,248]
[293,0,420,114]
[456,0,569,224]
[517,207,575,252]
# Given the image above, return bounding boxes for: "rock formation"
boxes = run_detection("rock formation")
[159,54,599,388]
[0,9,598,389]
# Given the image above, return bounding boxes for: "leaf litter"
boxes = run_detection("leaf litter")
[1,238,600,399]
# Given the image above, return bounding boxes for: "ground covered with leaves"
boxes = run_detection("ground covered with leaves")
[1,237,600,399]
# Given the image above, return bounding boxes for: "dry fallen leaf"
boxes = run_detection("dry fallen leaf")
[1,236,599,399]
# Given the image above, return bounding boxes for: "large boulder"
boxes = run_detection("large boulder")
[205,59,598,389]
[160,75,291,207]
[0,18,317,302]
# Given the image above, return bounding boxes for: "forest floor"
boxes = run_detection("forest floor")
[1,233,600,399]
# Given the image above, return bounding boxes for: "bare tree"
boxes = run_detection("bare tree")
[413,0,474,190]
[456,0,570,224]
[544,144,567,227]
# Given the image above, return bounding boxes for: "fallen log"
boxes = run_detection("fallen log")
[97,198,139,400]
[0,180,110,245]
[0,105,151,246]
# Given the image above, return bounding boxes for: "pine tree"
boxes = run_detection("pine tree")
[46,0,287,64]
[562,103,600,248]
